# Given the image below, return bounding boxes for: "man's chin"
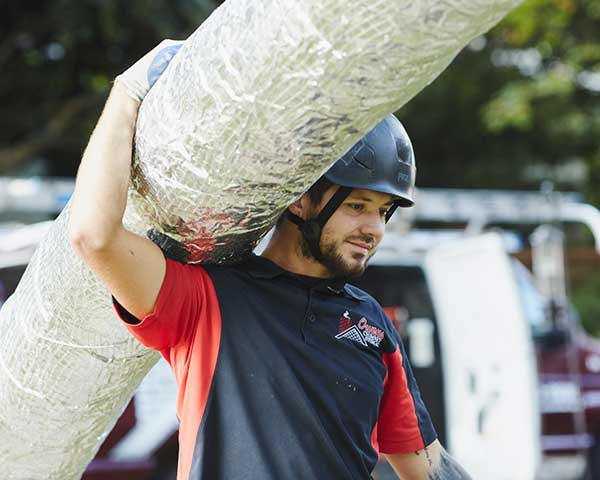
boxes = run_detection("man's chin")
[346,266,367,279]
[318,244,372,278]
[336,256,369,278]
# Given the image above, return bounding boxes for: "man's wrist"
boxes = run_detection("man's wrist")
[112,80,141,105]
[108,82,141,123]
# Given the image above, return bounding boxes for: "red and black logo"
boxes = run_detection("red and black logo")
[335,311,384,348]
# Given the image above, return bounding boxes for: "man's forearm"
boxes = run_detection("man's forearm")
[385,440,472,480]
[426,447,473,480]
[68,83,139,249]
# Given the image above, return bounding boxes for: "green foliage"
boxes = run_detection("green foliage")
[397,0,600,336]
[0,0,221,175]
[398,0,600,205]
[571,270,600,337]
[3,0,599,197]
[499,0,575,47]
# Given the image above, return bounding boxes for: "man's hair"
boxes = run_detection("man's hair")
[275,176,334,229]
[306,175,334,205]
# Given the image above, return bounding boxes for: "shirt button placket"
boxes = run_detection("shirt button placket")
[301,289,316,342]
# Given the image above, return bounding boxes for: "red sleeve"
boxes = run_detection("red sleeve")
[376,334,437,453]
[113,258,209,351]
[113,259,222,480]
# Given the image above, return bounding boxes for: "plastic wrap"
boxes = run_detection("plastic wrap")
[0,0,521,477]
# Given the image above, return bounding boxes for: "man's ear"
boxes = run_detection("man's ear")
[287,198,304,219]
[288,194,311,220]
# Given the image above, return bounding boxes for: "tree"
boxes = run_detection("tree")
[4,0,599,195]
[399,0,600,205]
[0,0,221,176]
[396,0,600,334]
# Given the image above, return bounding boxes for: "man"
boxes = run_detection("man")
[68,41,471,480]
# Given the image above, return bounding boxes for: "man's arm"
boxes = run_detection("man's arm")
[385,439,473,480]
[68,41,181,320]
[68,83,166,320]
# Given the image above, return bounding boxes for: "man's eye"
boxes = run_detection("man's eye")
[348,203,364,211]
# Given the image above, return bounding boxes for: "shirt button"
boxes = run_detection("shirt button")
[308,313,316,323]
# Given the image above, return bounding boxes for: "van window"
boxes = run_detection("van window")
[511,260,549,338]
[0,265,27,305]
[351,265,436,334]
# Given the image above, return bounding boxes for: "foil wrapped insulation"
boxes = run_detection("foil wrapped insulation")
[0,0,521,478]
[132,0,522,263]
[0,209,159,479]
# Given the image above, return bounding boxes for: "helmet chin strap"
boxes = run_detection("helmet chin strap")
[385,203,399,223]
[285,186,353,261]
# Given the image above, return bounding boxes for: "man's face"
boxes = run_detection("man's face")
[301,187,394,278]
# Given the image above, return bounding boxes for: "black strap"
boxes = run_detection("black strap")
[385,202,399,223]
[285,210,304,227]
[315,186,353,228]
[285,186,353,260]
[285,186,353,230]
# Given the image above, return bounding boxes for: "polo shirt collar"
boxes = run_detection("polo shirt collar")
[242,254,365,302]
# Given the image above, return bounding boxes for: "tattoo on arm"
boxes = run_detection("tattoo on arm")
[426,448,473,480]
[414,446,433,468]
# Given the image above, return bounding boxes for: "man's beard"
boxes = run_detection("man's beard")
[299,232,374,279]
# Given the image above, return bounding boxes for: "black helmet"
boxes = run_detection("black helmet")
[286,114,417,262]
[324,114,416,208]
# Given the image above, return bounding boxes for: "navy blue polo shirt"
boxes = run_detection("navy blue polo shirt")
[116,254,436,480]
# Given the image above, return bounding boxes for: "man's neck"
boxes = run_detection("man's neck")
[261,228,331,278]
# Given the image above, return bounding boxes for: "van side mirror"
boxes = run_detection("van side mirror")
[535,326,570,350]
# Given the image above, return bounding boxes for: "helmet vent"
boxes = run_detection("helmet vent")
[352,143,375,171]
[396,138,411,164]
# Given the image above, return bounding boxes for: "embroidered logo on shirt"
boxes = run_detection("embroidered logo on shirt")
[335,310,384,348]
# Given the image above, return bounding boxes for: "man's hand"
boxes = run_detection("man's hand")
[115,39,184,103]
[384,440,473,479]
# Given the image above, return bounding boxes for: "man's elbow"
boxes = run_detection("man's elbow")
[67,222,117,258]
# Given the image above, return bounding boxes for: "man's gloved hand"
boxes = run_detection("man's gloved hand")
[115,39,184,103]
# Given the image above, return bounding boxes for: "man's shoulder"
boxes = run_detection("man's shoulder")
[345,284,398,353]
[344,283,380,307]
[344,284,390,323]
[345,282,399,339]
[200,256,258,284]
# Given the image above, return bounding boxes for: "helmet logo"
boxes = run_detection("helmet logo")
[398,172,410,183]
[397,161,413,184]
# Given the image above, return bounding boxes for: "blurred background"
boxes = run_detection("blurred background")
[2,0,599,333]
[1,1,600,479]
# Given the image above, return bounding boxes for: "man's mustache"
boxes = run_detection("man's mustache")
[345,236,376,249]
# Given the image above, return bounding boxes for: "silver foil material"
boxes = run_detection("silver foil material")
[132,0,522,263]
[0,0,521,478]
[0,208,159,479]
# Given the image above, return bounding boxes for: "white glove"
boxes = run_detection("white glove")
[115,39,184,103]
